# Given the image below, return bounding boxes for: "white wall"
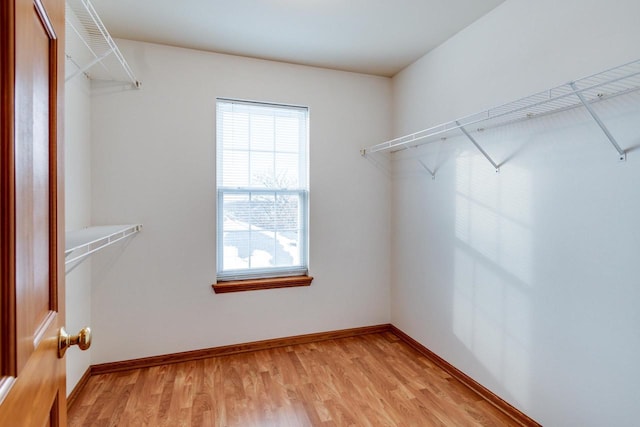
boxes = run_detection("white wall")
[64,71,92,394]
[391,0,640,425]
[89,40,392,364]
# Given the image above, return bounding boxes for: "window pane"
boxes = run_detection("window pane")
[250,113,274,152]
[220,190,305,272]
[221,111,249,150]
[222,150,249,187]
[275,193,299,230]
[250,193,275,231]
[275,116,300,153]
[275,153,299,188]
[249,230,275,268]
[222,230,250,270]
[249,152,274,188]
[276,231,299,266]
[223,193,250,226]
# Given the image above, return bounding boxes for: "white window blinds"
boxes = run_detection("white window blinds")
[216,99,309,281]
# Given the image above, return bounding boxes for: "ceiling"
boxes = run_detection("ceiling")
[90,0,505,77]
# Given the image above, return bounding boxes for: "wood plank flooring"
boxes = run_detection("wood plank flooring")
[68,332,519,426]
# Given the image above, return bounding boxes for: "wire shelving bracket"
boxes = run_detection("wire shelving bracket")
[361,59,640,165]
[65,0,141,88]
[417,159,436,180]
[456,121,500,173]
[569,82,626,161]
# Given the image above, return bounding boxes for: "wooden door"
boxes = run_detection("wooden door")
[0,0,66,426]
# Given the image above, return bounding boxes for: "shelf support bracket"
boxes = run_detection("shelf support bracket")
[65,48,116,82]
[417,159,436,180]
[570,82,626,161]
[456,121,500,172]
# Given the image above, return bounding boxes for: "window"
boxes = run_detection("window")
[216,99,309,285]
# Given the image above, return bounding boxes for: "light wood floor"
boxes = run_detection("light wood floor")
[68,332,518,426]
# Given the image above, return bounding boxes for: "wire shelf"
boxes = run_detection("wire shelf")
[65,0,140,87]
[362,59,640,155]
[65,224,142,271]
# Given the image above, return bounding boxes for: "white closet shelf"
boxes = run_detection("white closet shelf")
[65,224,142,267]
[65,0,140,87]
[362,58,640,167]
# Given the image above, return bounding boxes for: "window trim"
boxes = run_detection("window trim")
[212,275,314,294]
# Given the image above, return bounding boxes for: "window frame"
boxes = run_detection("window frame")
[214,98,310,287]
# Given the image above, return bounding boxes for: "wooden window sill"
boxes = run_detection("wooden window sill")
[212,275,313,294]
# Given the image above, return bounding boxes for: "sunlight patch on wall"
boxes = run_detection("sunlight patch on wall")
[455,155,533,284]
[452,153,533,407]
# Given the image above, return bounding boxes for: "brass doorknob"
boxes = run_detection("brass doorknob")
[58,326,92,358]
